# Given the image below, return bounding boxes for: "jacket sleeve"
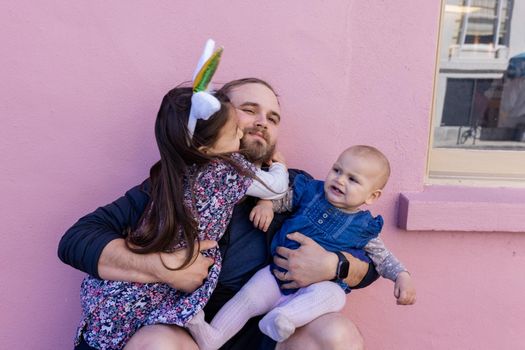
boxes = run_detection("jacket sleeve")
[57,180,150,278]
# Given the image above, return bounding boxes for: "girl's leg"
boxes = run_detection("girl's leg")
[187,266,281,350]
[124,324,198,350]
[259,281,346,342]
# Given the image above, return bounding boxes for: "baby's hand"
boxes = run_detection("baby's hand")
[249,200,274,232]
[394,271,416,305]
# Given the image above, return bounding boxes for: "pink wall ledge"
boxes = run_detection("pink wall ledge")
[398,186,525,232]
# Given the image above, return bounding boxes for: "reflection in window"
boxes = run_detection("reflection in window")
[462,0,511,46]
[433,0,525,150]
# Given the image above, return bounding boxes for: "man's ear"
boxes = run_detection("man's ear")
[365,189,382,205]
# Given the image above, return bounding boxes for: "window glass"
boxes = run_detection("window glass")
[433,0,525,151]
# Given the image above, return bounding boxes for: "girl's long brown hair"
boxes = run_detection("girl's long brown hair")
[127,85,248,270]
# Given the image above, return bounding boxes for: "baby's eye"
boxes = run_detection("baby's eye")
[332,167,340,174]
[349,176,359,183]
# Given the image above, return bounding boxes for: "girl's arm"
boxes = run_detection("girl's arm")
[246,162,289,200]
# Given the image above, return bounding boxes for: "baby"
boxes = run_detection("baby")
[188,145,416,349]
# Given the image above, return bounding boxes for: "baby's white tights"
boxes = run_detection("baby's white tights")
[187,266,346,350]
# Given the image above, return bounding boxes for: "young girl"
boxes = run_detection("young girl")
[74,85,289,349]
[188,145,416,349]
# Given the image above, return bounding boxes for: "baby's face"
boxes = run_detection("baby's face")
[323,150,383,212]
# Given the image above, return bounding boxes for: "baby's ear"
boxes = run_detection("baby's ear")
[365,189,382,205]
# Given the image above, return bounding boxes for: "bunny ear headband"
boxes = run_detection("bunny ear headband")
[187,39,224,140]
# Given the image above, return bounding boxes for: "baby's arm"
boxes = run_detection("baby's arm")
[364,238,416,305]
[250,187,294,231]
[248,152,291,231]
[248,165,288,231]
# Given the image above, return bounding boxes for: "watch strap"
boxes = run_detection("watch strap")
[334,251,350,280]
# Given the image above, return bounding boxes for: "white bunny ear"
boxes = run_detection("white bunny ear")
[187,38,224,143]
[187,91,222,139]
[191,39,215,82]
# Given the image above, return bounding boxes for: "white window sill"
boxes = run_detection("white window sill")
[398,185,525,232]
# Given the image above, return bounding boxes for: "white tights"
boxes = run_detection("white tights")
[187,266,346,350]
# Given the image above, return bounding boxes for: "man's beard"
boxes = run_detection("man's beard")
[240,127,275,164]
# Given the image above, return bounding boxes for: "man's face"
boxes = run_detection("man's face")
[226,83,281,164]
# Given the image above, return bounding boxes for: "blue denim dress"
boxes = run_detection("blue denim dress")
[270,174,383,294]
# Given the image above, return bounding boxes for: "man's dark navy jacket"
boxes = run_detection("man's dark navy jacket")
[58,169,379,350]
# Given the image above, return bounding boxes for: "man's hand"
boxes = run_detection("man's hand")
[273,232,338,290]
[249,200,274,232]
[154,240,217,293]
[394,271,416,305]
[98,238,216,294]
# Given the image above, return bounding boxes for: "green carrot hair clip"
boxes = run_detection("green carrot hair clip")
[187,39,224,140]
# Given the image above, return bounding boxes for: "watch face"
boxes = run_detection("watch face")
[339,260,350,279]
[335,252,350,279]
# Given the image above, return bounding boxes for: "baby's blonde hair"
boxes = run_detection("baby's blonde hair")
[343,145,391,189]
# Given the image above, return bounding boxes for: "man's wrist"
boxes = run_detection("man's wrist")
[98,239,164,284]
[333,251,350,280]
[343,253,373,287]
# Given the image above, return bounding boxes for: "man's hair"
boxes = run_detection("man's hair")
[218,77,278,100]
[345,145,391,189]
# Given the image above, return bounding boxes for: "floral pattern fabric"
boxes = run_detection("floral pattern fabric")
[75,153,255,350]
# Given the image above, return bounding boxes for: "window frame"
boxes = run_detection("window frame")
[426,0,525,188]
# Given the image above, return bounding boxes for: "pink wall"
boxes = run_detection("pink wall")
[2,1,524,349]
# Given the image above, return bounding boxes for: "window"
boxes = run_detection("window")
[429,0,525,186]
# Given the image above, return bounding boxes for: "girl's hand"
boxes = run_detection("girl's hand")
[249,200,274,232]
[394,271,416,305]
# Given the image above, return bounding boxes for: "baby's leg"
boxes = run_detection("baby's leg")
[187,266,281,350]
[259,281,346,342]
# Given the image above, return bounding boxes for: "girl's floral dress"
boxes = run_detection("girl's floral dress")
[75,153,255,350]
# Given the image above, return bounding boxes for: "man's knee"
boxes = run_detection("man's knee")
[319,315,364,350]
[278,313,364,350]
[124,324,198,350]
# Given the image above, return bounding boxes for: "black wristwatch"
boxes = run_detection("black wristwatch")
[334,251,350,280]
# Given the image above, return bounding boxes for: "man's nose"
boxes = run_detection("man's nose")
[255,112,268,128]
